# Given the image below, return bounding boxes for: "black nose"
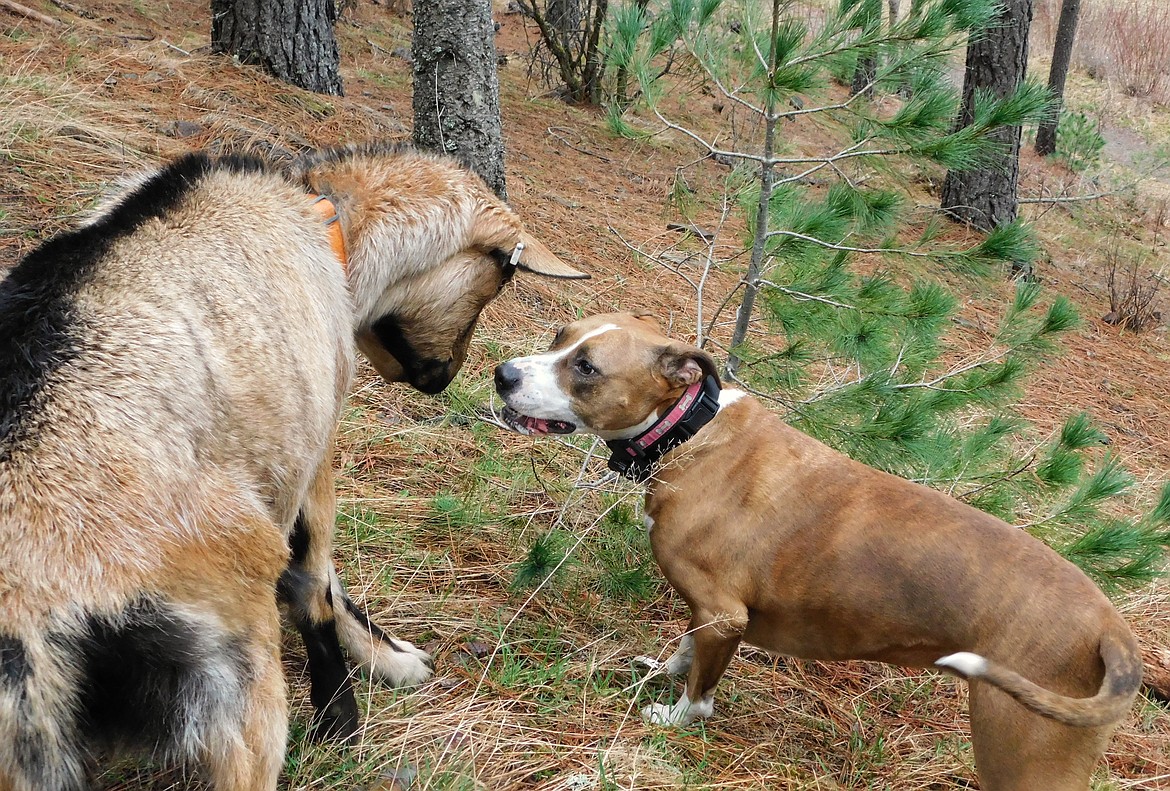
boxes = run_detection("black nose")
[494,362,521,396]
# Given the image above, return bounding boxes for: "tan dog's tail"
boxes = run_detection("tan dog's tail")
[935,627,1142,728]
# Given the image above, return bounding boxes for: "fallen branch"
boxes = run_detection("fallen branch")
[546,126,611,163]
[0,0,63,27]
[48,0,92,18]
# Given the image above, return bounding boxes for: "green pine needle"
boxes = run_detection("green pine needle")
[511,531,570,592]
[1057,413,1109,451]
[1148,482,1170,529]
[1039,296,1080,336]
[1061,458,1135,521]
[974,220,1039,267]
[1037,448,1084,488]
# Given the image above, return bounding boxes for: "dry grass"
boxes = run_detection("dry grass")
[1034,0,1170,107]
[2,0,1170,789]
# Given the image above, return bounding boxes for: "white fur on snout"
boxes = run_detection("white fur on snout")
[936,651,988,678]
[502,324,618,424]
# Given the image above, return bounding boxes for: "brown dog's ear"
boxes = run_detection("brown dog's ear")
[630,310,662,331]
[658,343,721,389]
[355,327,406,383]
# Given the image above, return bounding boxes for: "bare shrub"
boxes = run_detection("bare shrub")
[1103,246,1164,331]
[517,0,608,104]
[1034,0,1170,106]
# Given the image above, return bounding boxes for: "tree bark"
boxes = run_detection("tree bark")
[412,0,507,199]
[940,0,1033,231]
[1034,0,1080,157]
[211,0,343,96]
[851,55,876,97]
[547,0,580,57]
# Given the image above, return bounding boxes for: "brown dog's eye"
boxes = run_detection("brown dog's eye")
[575,358,597,376]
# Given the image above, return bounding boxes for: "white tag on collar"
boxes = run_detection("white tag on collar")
[509,242,526,267]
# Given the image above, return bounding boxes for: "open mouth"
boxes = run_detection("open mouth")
[500,405,576,436]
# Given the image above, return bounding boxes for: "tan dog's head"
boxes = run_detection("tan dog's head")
[298,143,588,394]
[494,312,719,439]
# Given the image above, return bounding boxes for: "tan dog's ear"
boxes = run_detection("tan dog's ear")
[658,343,721,388]
[469,201,589,279]
[355,328,406,383]
[512,230,590,279]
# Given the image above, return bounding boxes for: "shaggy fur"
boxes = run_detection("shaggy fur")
[0,143,584,790]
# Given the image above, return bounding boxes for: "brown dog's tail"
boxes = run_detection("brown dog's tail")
[935,627,1143,728]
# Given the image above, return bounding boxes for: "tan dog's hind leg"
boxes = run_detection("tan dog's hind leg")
[643,608,746,727]
[298,456,434,690]
[202,620,286,791]
[968,681,1112,791]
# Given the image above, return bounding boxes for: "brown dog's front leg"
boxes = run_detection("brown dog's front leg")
[643,609,745,726]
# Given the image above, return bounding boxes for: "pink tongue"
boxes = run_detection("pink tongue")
[522,416,551,435]
[520,415,574,435]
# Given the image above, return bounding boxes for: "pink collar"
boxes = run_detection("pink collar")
[606,375,722,481]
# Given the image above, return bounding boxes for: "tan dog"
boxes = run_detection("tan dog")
[0,143,584,791]
[494,312,1143,791]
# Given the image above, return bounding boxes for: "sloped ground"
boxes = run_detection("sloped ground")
[1,1,1168,789]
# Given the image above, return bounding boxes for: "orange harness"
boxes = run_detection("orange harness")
[308,194,348,272]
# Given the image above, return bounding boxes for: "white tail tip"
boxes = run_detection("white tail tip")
[936,651,988,677]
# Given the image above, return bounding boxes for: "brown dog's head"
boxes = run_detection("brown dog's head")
[299,143,588,394]
[493,312,719,439]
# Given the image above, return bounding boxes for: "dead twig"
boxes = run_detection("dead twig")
[542,126,608,162]
[0,0,63,27]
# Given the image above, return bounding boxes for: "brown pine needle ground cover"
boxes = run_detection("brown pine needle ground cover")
[2,1,1169,788]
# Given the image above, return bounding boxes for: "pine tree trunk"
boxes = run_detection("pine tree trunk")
[547,0,580,56]
[728,0,782,377]
[411,0,507,199]
[851,55,876,97]
[1034,0,1081,157]
[887,0,898,24]
[211,0,343,95]
[940,0,1033,231]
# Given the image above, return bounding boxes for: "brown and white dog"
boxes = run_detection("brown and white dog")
[0,143,585,791]
[493,312,1143,791]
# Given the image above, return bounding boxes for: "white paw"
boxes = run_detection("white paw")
[642,702,686,727]
[633,655,665,674]
[368,639,435,688]
[641,692,712,727]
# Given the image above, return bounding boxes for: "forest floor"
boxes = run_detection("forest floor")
[1,0,1169,788]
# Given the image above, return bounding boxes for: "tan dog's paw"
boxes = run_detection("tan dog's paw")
[368,639,435,688]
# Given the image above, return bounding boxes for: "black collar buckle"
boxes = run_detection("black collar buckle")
[606,375,722,482]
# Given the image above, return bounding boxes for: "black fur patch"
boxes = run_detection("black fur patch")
[369,313,454,395]
[277,567,359,740]
[278,511,359,739]
[288,511,311,565]
[0,152,270,462]
[52,596,245,754]
[0,633,30,686]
